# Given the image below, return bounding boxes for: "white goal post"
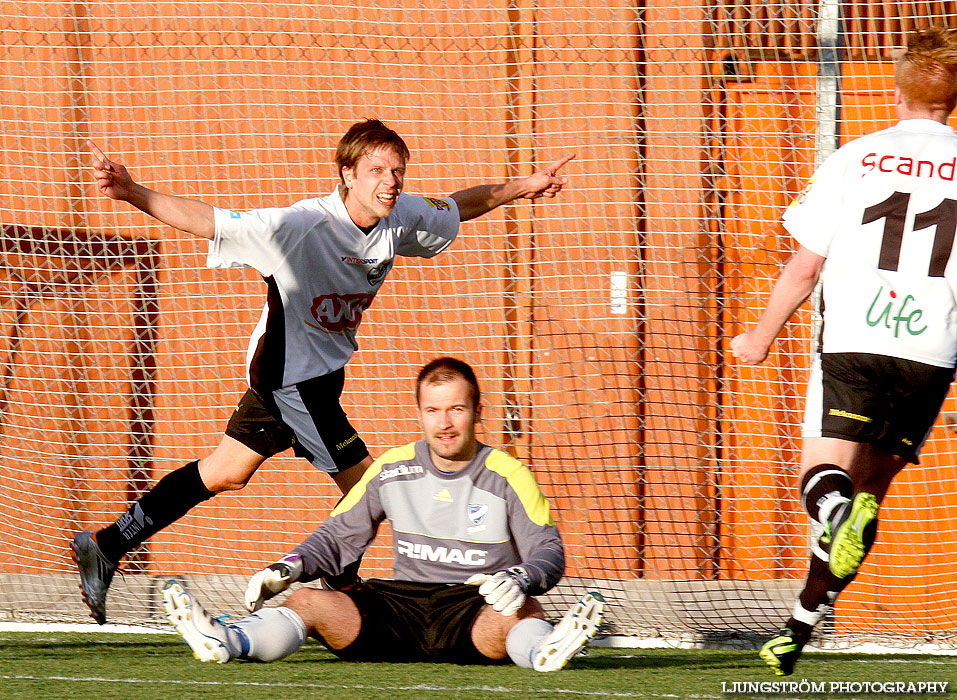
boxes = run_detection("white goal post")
[0,0,955,650]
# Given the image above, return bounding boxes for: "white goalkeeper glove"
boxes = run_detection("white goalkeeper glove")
[244,554,303,612]
[466,566,531,616]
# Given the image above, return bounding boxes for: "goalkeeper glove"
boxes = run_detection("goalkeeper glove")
[244,554,303,612]
[465,566,531,616]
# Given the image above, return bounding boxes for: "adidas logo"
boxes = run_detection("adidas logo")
[433,488,453,502]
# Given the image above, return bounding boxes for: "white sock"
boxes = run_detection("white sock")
[791,600,828,628]
[505,617,553,668]
[229,607,308,662]
[822,497,850,525]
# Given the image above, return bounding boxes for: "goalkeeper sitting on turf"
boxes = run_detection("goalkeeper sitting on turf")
[163,357,604,671]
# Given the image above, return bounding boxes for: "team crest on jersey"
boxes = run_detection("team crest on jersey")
[468,504,489,526]
[423,196,451,211]
[306,292,375,333]
[367,260,392,286]
[789,177,814,208]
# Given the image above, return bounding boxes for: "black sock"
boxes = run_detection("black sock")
[801,464,852,525]
[96,460,214,564]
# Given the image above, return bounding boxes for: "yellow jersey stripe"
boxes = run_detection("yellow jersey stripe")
[484,449,555,526]
[330,443,417,517]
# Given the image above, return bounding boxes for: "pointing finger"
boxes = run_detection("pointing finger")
[544,153,575,175]
[87,140,116,173]
[87,140,107,161]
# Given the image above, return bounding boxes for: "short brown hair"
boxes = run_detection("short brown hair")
[896,26,957,113]
[335,119,410,183]
[415,357,481,409]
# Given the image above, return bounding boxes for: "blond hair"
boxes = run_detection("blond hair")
[896,26,957,113]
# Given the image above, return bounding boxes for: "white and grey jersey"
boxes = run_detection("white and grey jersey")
[291,441,565,595]
[207,189,459,392]
[784,118,957,368]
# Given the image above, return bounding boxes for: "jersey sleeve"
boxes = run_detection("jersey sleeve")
[781,151,848,257]
[393,194,460,258]
[290,461,387,581]
[207,205,300,275]
[486,450,565,595]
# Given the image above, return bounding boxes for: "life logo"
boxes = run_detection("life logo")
[306,293,375,333]
[865,286,927,337]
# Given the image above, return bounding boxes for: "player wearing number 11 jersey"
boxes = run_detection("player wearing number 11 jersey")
[731,27,957,676]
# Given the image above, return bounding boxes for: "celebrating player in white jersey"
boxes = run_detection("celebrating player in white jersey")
[731,27,957,676]
[161,358,604,671]
[71,119,575,625]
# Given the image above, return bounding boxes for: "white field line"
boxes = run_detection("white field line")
[0,676,717,698]
[3,625,956,656]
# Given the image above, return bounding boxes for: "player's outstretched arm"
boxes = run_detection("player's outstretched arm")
[450,154,575,222]
[730,245,825,364]
[88,140,215,239]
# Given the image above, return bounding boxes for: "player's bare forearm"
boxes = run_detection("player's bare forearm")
[450,182,524,222]
[731,245,824,364]
[88,139,215,239]
[450,153,574,222]
[125,184,216,240]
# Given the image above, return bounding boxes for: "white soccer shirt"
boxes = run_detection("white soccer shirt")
[208,188,459,390]
[784,119,957,368]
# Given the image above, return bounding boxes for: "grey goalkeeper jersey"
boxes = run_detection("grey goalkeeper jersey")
[292,441,565,595]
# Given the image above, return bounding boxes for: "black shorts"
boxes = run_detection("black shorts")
[224,369,369,473]
[324,579,502,665]
[804,352,955,463]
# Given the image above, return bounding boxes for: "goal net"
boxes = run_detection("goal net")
[1,0,955,650]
